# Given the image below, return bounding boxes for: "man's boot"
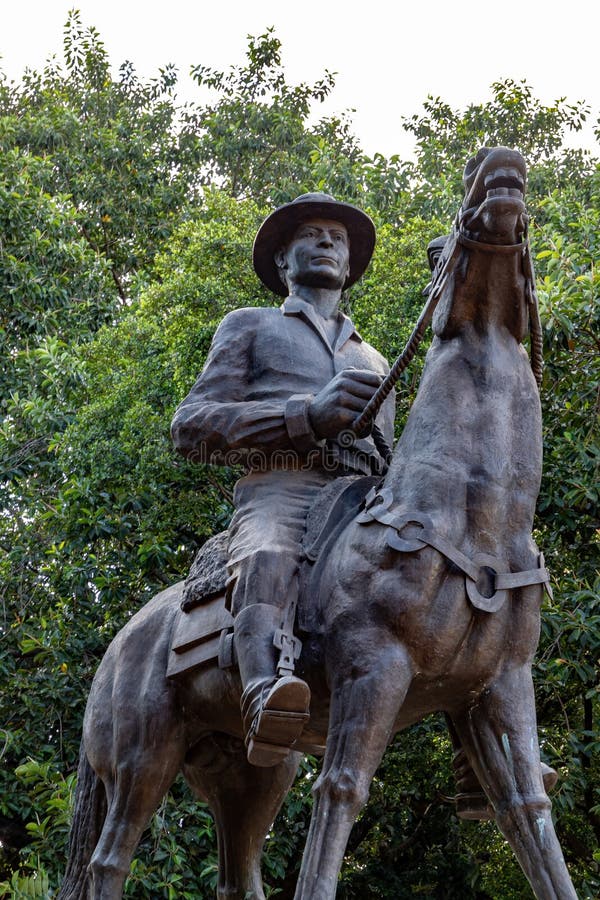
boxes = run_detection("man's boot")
[234,603,310,767]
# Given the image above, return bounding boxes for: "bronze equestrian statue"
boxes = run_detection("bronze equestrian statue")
[59,148,577,900]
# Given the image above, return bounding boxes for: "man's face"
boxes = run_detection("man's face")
[276,218,350,291]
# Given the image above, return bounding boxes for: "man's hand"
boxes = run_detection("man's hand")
[308,368,383,440]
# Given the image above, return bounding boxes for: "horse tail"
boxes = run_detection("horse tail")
[57,741,106,900]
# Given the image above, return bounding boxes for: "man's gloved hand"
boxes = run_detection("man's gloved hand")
[308,368,383,440]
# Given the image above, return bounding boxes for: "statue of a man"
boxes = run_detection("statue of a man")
[171,193,394,766]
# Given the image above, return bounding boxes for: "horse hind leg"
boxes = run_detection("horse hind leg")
[85,736,184,900]
[450,665,577,900]
[183,733,301,900]
[84,673,185,900]
[85,738,182,899]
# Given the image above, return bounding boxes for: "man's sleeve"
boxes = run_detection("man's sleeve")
[171,310,322,465]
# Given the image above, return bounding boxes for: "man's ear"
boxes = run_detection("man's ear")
[343,239,350,284]
[274,248,288,286]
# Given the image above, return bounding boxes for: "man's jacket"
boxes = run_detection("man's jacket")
[171,296,395,476]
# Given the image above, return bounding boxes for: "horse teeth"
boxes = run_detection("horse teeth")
[487,187,510,197]
[508,188,523,197]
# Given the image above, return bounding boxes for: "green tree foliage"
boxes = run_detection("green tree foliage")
[532,179,600,889]
[0,11,203,299]
[402,78,593,219]
[1,15,598,899]
[185,25,410,212]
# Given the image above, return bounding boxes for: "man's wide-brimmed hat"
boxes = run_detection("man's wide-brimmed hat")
[253,192,376,296]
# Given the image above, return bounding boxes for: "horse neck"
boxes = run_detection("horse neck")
[384,245,542,546]
[432,246,528,343]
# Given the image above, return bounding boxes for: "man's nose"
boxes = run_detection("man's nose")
[317,231,334,247]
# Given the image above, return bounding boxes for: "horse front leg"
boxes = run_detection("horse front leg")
[294,636,412,900]
[451,665,577,900]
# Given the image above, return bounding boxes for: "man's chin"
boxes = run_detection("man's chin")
[296,272,344,291]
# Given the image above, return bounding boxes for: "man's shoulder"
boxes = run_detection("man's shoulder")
[221,305,280,326]
[358,337,390,374]
[217,305,280,335]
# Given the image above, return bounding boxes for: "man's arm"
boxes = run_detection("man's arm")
[171,309,323,465]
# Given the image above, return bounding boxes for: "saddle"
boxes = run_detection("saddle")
[167,475,379,679]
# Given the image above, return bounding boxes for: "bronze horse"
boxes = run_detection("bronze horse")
[59,148,577,900]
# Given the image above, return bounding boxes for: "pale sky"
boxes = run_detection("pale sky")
[1,0,598,159]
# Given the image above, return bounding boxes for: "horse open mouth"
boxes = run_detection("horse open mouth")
[484,170,525,199]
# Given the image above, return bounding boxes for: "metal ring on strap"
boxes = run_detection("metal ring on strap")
[386,513,434,553]
[465,553,511,613]
[357,498,553,612]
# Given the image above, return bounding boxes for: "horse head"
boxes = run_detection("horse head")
[426,146,543,383]
[460,146,527,246]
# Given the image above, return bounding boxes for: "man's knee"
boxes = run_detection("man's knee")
[229,549,300,613]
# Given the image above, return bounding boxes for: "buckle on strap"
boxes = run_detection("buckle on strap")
[273,629,302,657]
[273,629,302,677]
[356,487,394,523]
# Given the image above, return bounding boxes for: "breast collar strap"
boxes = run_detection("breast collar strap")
[357,488,553,612]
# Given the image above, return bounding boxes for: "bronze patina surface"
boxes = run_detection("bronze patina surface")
[59,156,576,900]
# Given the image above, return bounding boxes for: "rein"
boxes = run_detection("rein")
[353,222,544,445]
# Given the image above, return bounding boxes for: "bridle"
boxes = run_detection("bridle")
[456,232,526,254]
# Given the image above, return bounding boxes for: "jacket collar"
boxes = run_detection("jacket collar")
[281,295,363,354]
